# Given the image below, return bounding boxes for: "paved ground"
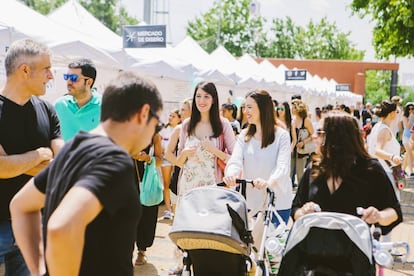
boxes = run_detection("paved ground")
[2,181,413,276]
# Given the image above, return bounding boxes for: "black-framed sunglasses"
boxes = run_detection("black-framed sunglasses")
[63,73,89,82]
[149,109,162,133]
[276,107,285,112]
[149,108,160,123]
[316,128,326,137]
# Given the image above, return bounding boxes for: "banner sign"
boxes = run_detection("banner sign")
[285,70,307,81]
[123,25,166,48]
[335,84,351,91]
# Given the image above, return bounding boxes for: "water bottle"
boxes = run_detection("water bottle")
[265,237,283,255]
[374,250,393,268]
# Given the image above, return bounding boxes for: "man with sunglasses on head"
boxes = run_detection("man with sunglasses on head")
[54,58,101,141]
[10,71,163,276]
[0,39,64,275]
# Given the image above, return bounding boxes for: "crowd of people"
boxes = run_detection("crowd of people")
[0,38,411,276]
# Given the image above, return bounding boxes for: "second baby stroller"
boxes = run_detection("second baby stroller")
[278,212,376,275]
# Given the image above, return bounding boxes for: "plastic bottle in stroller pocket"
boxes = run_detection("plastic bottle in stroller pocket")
[373,241,394,268]
[265,237,283,256]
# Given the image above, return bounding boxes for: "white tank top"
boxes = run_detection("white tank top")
[367,122,400,172]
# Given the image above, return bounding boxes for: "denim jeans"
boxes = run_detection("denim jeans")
[0,220,30,276]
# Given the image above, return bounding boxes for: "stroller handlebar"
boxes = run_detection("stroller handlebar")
[217,179,275,198]
[356,207,411,267]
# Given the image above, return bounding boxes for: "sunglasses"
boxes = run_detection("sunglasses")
[148,108,162,133]
[63,73,89,82]
[276,107,285,112]
[315,129,326,137]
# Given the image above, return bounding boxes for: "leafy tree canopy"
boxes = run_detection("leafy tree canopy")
[187,0,265,57]
[187,0,364,60]
[351,0,414,59]
[21,0,138,35]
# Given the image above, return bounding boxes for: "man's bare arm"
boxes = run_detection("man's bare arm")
[10,178,46,275]
[46,186,103,276]
[0,144,53,178]
[24,138,64,176]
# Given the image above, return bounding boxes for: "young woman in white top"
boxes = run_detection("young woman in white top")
[367,100,403,197]
[366,100,403,242]
[158,109,181,219]
[223,90,293,225]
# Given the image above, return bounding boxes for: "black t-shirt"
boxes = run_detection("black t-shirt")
[34,132,140,276]
[292,158,402,235]
[0,95,61,220]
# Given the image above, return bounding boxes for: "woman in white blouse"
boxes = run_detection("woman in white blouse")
[223,90,293,226]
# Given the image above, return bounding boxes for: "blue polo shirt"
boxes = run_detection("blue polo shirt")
[54,91,102,141]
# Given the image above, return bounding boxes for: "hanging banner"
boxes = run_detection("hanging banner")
[335,84,351,91]
[123,25,166,48]
[285,69,307,81]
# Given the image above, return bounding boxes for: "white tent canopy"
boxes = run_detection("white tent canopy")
[48,0,122,53]
[0,0,120,68]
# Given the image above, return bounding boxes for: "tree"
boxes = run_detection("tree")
[364,70,392,104]
[260,17,300,58]
[364,70,413,105]
[351,0,414,59]
[262,17,364,60]
[186,0,266,56]
[187,0,364,60]
[296,17,364,60]
[20,0,138,35]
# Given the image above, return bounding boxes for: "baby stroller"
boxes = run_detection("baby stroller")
[278,212,377,275]
[169,184,254,276]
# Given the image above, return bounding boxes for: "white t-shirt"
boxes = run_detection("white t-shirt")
[225,127,293,213]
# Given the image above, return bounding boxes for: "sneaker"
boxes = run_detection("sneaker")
[163,210,172,220]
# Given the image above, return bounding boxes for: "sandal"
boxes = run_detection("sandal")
[168,266,183,275]
[135,251,147,266]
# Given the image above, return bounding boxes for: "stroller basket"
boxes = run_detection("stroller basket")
[169,186,251,256]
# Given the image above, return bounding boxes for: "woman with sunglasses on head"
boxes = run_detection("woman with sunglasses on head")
[223,90,292,226]
[158,109,181,219]
[291,100,315,186]
[277,101,297,153]
[402,102,414,176]
[292,111,402,234]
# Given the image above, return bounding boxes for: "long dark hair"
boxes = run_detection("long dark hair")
[282,101,292,130]
[316,111,371,184]
[188,81,222,138]
[245,90,276,148]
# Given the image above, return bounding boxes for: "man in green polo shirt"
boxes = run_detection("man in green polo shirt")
[54,58,101,141]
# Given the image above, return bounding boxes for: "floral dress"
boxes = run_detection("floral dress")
[178,136,216,196]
